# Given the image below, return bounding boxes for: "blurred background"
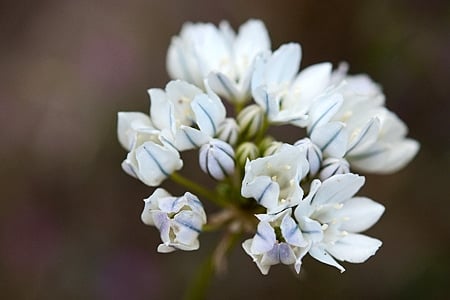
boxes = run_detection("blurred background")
[1,0,449,299]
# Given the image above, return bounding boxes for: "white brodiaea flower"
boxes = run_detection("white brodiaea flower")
[307,67,419,173]
[242,209,308,275]
[149,79,226,151]
[141,188,207,253]
[241,144,309,213]
[117,112,183,186]
[251,43,333,126]
[167,19,270,103]
[294,173,385,272]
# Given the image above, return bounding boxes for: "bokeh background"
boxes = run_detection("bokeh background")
[1,0,449,299]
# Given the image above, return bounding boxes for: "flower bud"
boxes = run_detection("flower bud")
[217,118,239,145]
[237,104,265,139]
[263,141,283,156]
[294,138,322,176]
[319,157,350,181]
[199,139,235,180]
[236,142,259,167]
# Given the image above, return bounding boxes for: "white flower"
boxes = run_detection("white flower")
[251,43,333,126]
[306,69,419,173]
[242,209,308,274]
[294,173,385,272]
[149,79,226,151]
[241,144,309,213]
[117,112,183,186]
[199,139,235,180]
[141,188,207,253]
[167,19,270,103]
[345,108,420,173]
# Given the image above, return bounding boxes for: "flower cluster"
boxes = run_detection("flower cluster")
[117,19,419,275]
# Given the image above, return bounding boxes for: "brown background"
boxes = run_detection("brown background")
[1,0,449,299]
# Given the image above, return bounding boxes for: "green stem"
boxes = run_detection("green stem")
[183,231,241,300]
[183,255,215,300]
[170,172,218,203]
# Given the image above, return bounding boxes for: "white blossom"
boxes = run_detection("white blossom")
[306,68,419,173]
[251,43,333,126]
[294,173,385,272]
[167,19,270,103]
[242,209,308,274]
[241,144,308,213]
[117,113,183,186]
[141,188,207,253]
[149,79,226,151]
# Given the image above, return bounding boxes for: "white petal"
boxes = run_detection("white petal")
[263,43,301,87]
[252,86,279,117]
[308,92,343,134]
[294,179,321,218]
[207,72,240,101]
[310,121,348,158]
[346,117,381,155]
[280,214,307,247]
[191,82,226,136]
[260,244,281,266]
[290,62,332,103]
[251,221,276,254]
[135,142,183,186]
[166,35,199,85]
[326,233,382,263]
[152,211,171,244]
[173,210,202,245]
[148,88,173,132]
[242,175,280,210]
[242,239,271,275]
[336,197,385,232]
[349,139,419,174]
[166,80,203,124]
[278,243,296,265]
[117,112,153,151]
[141,188,171,225]
[297,216,323,243]
[173,126,210,150]
[121,157,139,179]
[234,19,271,77]
[312,173,365,206]
[309,245,345,272]
[157,244,177,253]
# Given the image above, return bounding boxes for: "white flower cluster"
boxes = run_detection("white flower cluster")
[117,19,419,274]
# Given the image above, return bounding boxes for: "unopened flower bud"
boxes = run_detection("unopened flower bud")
[294,138,322,176]
[237,104,265,139]
[319,157,350,181]
[217,118,239,145]
[263,141,283,156]
[258,136,275,153]
[236,142,259,166]
[199,139,235,180]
